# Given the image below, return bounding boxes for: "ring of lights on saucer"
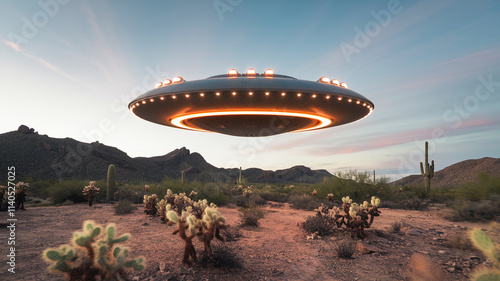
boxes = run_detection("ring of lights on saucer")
[129,71,374,137]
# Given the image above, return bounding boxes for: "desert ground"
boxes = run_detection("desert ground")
[0,202,494,281]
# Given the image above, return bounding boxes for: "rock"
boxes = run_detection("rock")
[447,267,455,273]
[438,250,446,254]
[406,227,426,235]
[18,125,34,134]
[357,241,387,254]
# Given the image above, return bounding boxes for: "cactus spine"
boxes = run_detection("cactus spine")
[106,164,116,202]
[419,141,434,193]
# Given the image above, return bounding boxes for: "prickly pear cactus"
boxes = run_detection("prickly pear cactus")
[469,224,500,281]
[42,220,145,281]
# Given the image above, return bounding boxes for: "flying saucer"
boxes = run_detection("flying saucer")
[129,68,374,137]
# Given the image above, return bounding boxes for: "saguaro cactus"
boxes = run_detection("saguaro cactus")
[419,141,434,193]
[238,167,242,184]
[107,164,116,202]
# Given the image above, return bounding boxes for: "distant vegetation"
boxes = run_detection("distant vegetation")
[4,170,499,222]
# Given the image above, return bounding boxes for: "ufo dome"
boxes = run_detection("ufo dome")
[129,69,374,137]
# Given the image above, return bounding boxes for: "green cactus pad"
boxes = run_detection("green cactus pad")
[45,250,62,261]
[471,229,495,251]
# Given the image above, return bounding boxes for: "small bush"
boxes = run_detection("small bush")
[259,191,288,202]
[333,239,356,259]
[239,207,266,226]
[301,214,336,236]
[390,221,403,234]
[48,180,88,204]
[444,194,500,221]
[383,197,428,210]
[222,225,242,242]
[114,199,137,215]
[118,185,145,204]
[289,195,320,211]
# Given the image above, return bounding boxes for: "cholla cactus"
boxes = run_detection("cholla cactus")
[326,194,334,201]
[143,194,158,216]
[311,189,318,196]
[15,182,29,210]
[309,195,382,239]
[144,185,150,192]
[243,187,252,198]
[82,181,100,207]
[42,220,145,280]
[189,191,197,198]
[469,224,500,281]
[163,190,226,267]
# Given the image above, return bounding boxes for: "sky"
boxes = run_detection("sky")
[1,0,499,181]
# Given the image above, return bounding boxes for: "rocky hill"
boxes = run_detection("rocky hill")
[393,157,500,188]
[0,125,331,184]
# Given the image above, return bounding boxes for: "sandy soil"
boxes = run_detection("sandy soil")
[0,202,494,281]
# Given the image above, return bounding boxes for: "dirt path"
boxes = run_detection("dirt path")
[0,203,493,281]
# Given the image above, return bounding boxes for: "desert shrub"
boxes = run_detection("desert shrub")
[301,213,336,236]
[114,199,137,214]
[222,225,242,242]
[333,239,356,259]
[47,180,88,204]
[289,194,321,211]
[453,172,500,201]
[239,207,266,226]
[444,194,500,221]
[61,200,73,206]
[117,184,145,204]
[259,191,288,202]
[383,197,429,210]
[390,221,403,234]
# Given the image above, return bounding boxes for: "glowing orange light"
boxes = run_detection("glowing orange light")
[172,77,184,83]
[142,100,146,104]
[163,79,172,86]
[155,82,163,88]
[171,111,332,133]
[340,82,348,88]
[172,95,176,99]
[326,96,331,99]
[135,103,139,106]
[132,105,135,108]
[297,93,302,97]
[249,92,253,95]
[264,69,274,76]
[200,93,205,97]
[338,97,342,101]
[331,79,340,86]
[265,92,270,96]
[185,94,190,98]
[228,69,238,76]
[319,76,330,83]
[312,94,317,98]
[216,92,220,96]
[246,68,256,75]
[150,99,154,102]
[232,92,236,96]
[363,103,366,106]
[160,97,165,100]
[348,99,352,102]
[281,92,286,96]
[356,100,360,104]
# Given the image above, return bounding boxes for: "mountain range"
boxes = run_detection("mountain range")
[1,125,499,187]
[0,125,332,184]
